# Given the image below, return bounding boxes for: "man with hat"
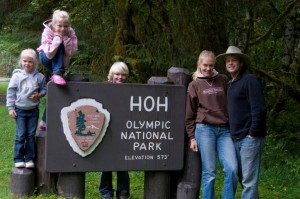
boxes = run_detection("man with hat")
[216,46,267,199]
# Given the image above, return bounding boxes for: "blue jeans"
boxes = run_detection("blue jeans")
[39,43,65,123]
[39,43,65,76]
[195,123,238,199]
[99,171,130,198]
[233,136,265,199]
[14,107,39,163]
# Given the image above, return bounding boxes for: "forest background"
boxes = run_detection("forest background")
[0,0,300,198]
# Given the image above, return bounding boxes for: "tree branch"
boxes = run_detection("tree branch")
[255,68,300,102]
[249,0,300,46]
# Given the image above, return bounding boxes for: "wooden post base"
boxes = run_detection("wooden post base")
[144,171,170,199]
[10,168,35,197]
[176,182,198,199]
[56,172,85,199]
[35,133,58,194]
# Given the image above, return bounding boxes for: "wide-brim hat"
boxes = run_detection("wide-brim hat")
[216,46,251,68]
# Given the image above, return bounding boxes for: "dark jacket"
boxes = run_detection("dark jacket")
[227,71,267,139]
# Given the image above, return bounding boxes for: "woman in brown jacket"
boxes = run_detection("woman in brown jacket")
[185,50,238,199]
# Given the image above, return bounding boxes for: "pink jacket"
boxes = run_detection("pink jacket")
[37,20,78,67]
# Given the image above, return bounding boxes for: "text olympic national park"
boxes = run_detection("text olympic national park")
[122,96,174,161]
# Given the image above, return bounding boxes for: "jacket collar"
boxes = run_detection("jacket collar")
[228,70,247,84]
[197,69,219,80]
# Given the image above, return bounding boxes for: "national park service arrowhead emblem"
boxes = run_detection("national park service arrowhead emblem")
[60,99,110,157]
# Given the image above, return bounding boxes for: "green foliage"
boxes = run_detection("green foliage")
[0,36,23,76]
[260,135,300,198]
[0,82,8,94]
[266,99,300,156]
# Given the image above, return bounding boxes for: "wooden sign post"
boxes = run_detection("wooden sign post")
[43,81,185,198]
[46,82,185,172]
[32,68,201,198]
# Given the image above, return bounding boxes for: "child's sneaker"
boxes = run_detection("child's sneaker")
[25,160,35,168]
[38,121,46,131]
[50,74,66,85]
[119,190,129,199]
[15,162,25,168]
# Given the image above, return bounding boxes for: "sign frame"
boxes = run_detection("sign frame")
[45,82,185,172]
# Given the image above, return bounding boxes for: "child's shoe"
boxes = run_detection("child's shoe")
[15,162,25,168]
[119,190,129,199]
[50,74,66,85]
[25,160,35,168]
[38,121,46,131]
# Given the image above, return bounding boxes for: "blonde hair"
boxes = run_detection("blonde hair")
[52,10,70,24]
[19,49,38,68]
[107,62,129,82]
[192,50,215,80]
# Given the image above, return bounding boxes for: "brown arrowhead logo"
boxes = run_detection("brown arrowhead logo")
[61,99,110,157]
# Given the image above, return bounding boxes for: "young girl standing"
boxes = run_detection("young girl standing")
[37,9,77,85]
[6,49,47,168]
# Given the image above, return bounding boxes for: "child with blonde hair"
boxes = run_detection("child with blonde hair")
[7,49,47,168]
[37,9,77,131]
[107,61,129,83]
[37,9,77,85]
[99,61,130,199]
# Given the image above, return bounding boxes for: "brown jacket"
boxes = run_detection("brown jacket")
[185,74,229,139]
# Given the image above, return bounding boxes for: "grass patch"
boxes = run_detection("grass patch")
[0,105,15,199]
[0,82,8,94]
